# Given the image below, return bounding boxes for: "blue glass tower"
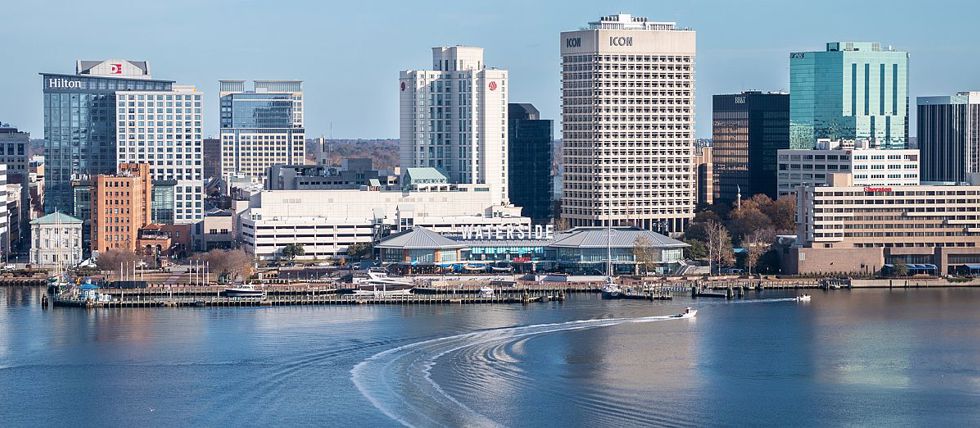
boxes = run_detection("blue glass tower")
[790,42,909,149]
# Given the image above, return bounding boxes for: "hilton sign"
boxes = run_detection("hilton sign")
[47,78,83,89]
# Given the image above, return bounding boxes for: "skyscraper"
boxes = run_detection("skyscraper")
[790,42,909,149]
[560,14,696,233]
[219,80,305,182]
[712,91,789,201]
[40,60,172,213]
[399,46,509,205]
[507,103,553,223]
[917,92,980,183]
[203,138,222,180]
[116,85,204,224]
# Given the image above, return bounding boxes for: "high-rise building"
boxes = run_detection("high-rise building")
[0,165,7,260]
[40,60,172,214]
[712,92,789,201]
[693,146,713,207]
[116,85,203,224]
[917,92,980,183]
[560,14,696,233]
[203,137,222,180]
[507,103,553,223]
[0,124,32,248]
[790,42,909,149]
[776,140,920,196]
[399,46,509,205]
[91,163,153,254]
[219,80,305,182]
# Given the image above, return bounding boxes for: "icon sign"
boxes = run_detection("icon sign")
[110,63,122,74]
[488,81,497,91]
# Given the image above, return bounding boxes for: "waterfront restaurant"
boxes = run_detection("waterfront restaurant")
[376,226,689,274]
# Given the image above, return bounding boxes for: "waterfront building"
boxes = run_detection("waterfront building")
[790,42,909,149]
[266,160,398,191]
[399,46,509,205]
[116,85,203,224]
[29,212,83,267]
[91,163,152,254]
[0,165,6,259]
[776,140,919,196]
[788,173,980,275]
[916,92,980,183]
[712,92,789,201]
[6,183,21,254]
[377,226,688,275]
[203,137,222,180]
[693,146,714,206]
[40,60,172,214]
[219,80,305,182]
[0,124,31,247]
[560,14,696,233]
[507,103,553,223]
[241,169,529,261]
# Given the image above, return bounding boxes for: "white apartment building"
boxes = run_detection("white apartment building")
[241,186,529,261]
[220,80,305,182]
[777,140,920,196]
[115,85,204,224]
[399,46,509,206]
[560,14,697,234]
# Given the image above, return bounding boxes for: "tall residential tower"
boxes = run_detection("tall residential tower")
[560,14,696,233]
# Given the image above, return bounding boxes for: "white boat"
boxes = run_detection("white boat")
[352,270,415,292]
[478,286,494,298]
[673,307,697,319]
[224,284,265,298]
[600,280,622,299]
[796,294,812,302]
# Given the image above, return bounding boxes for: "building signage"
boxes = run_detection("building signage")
[488,81,497,91]
[610,36,633,47]
[790,52,805,59]
[566,37,581,48]
[734,96,746,104]
[110,63,123,74]
[863,186,893,193]
[459,224,554,240]
[400,81,406,91]
[47,78,83,89]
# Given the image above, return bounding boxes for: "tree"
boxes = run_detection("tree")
[684,239,708,260]
[769,196,797,233]
[204,249,254,283]
[346,242,374,261]
[554,216,570,232]
[280,243,305,261]
[632,236,658,274]
[743,227,776,275]
[893,261,909,277]
[705,220,734,275]
[729,207,773,244]
[95,249,142,281]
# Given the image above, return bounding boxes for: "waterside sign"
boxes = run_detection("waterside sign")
[459,224,554,241]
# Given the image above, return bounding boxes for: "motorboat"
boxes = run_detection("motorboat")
[796,294,812,302]
[479,286,495,298]
[351,270,415,292]
[600,280,622,299]
[223,284,265,298]
[673,307,697,319]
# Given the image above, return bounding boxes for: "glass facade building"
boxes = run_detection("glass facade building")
[507,103,553,223]
[712,92,789,202]
[219,80,305,181]
[790,42,909,149]
[916,92,980,183]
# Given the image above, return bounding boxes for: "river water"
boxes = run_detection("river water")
[2,286,979,427]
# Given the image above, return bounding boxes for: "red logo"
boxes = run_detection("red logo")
[110,63,123,74]
[400,81,406,91]
[488,81,497,91]
[863,186,893,193]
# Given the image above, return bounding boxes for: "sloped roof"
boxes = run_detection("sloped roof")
[31,212,82,225]
[548,227,687,249]
[403,167,448,182]
[377,227,467,250]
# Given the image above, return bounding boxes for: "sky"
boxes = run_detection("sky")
[2,0,979,140]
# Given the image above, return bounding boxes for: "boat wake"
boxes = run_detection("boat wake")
[351,313,686,427]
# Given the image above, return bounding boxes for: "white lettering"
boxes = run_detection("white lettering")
[48,78,82,89]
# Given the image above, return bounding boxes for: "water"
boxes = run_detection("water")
[2,286,980,427]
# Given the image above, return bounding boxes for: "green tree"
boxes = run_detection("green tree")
[346,242,374,260]
[684,239,708,260]
[280,243,306,261]
[893,261,909,277]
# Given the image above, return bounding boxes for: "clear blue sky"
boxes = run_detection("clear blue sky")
[2,0,979,140]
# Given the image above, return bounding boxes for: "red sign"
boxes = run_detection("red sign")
[863,186,893,193]
[512,257,530,263]
[400,81,406,91]
[488,81,497,91]
[110,63,123,74]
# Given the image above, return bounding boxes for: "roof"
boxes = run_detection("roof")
[548,227,688,249]
[31,212,82,225]
[403,168,448,182]
[377,227,468,250]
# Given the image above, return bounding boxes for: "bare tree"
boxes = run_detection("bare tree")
[203,249,254,283]
[705,220,734,275]
[633,236,658,274]
[744,227,776,275]
[95,249,142,281]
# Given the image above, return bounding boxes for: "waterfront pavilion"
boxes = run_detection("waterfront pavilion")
[377,227,467,273]
[548,227,688,275]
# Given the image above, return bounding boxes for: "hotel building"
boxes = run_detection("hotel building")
[788,173,980,275]
[400,46,509,205]
[776,140,919,196]
[560,14,696,233]
[219,80,305,182]
[916,92,980,183]
[115,85,204,224]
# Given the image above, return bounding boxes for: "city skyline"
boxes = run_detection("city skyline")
[2,0,980,140]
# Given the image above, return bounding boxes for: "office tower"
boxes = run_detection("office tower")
[203,138,222,180]
[560,14,696,233]
[917,92,980,183]
[693,146,713,206]
[116,85,204,224]
[712,91,789,201]
[790,42,909,149]
[0,124,31,248]
[507,103,553,223]
[40,60,172,214]
[400,46,509,205]
[219,80,305,182]
[91,163,152,254]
